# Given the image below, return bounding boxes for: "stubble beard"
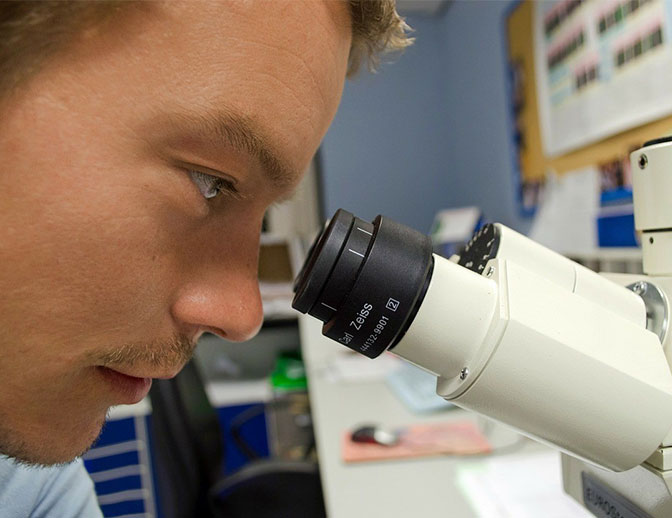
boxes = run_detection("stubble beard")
[0,332,195,466]
[0,411,107,468]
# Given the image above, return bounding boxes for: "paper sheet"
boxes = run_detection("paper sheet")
[324,352,403,383]
[456,451,593,518]
[260,281,296,320]
[528,167,600,253]
[342,421,491,463]
[534,0,672,156]
[386,361,454,414]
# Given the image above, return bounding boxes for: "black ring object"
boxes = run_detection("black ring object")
[292,209,434,359]
[292,209,354,314]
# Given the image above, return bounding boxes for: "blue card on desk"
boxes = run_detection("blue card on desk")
[386,362,453,414]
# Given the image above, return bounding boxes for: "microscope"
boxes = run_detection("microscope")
[292,137,672,517]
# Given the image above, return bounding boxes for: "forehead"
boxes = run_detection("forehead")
[153,1,350,98]
[60,0,352,176]
[164,1,349,152]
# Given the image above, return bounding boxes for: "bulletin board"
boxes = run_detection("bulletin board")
[506,0,672,214]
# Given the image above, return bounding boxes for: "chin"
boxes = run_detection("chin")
[0,413,108,467]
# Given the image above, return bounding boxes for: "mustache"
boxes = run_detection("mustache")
[94,333,197,372]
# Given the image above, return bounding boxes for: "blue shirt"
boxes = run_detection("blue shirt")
[0,455,102,517]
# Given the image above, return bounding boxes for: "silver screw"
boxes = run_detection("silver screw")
[639,154,648,169]
[633,281,647,295]
[486,266,495,278]
[459,367,469,380]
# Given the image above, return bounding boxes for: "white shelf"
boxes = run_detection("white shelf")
[561,248,642,262]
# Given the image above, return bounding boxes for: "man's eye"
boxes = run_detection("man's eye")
[188,170,237,200]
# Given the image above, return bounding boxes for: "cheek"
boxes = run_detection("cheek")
[0,163,190,348]
[0,99,205,338]
[2,173,266,352]
[0,94,268,354]
[173,200,266,276]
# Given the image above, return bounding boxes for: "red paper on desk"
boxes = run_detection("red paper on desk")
[342,421,491,463]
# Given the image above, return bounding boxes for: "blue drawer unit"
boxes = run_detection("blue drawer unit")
[83,389,271,517]
[83,403,157,518]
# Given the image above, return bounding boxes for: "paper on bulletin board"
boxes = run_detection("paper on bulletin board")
[534,0,672,157]
[528,166,600,253]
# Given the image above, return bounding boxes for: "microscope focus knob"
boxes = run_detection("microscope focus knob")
[458,223,501,274]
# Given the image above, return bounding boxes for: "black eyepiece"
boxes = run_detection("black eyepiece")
[292,209,434,358]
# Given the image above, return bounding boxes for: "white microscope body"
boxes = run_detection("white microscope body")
[562,140,672,518]
[293,139,672,517]
[392,139,672,517]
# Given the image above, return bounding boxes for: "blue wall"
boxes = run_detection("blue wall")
[320,1,531,234]
[320,16,450,232]
[439,0,530,234]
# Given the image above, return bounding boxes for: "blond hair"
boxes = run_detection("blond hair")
[0,1,411,96]
[0,2,122,96]
[348,0,414,76]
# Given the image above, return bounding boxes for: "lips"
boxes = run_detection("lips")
[96,366,153,405]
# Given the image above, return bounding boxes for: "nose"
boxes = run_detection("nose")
[171,222,264,343]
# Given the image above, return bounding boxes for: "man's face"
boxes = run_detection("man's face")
[0,1,351,465]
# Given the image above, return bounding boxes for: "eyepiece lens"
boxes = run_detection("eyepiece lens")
[292,209,354,314]
[292,209,433,359]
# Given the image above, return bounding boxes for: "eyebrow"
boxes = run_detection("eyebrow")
[162,109,299,189]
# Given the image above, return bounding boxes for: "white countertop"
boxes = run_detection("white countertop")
[299,315,552,518]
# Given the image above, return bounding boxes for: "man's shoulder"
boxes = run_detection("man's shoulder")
[0,455,102,517]
[0,455,57,510]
